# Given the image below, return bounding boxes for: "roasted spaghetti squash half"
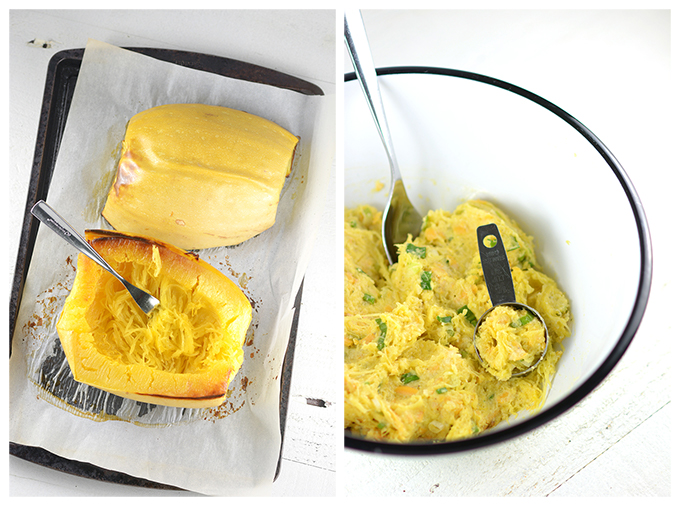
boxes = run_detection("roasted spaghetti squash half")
[56,229,252,408]
[102,103,300,249]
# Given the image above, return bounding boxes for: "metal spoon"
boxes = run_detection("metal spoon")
[31,200,160,314]
[344,10,423,265]
[473,223,549,378]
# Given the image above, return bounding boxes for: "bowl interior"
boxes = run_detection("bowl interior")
[344,70,645,444]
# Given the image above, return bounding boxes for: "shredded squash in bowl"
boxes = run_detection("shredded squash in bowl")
[344,200,571,442]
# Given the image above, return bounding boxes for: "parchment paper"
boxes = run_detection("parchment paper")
[9,39,333,495]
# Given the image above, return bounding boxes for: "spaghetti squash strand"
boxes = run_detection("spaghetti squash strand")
[90,255,226,374]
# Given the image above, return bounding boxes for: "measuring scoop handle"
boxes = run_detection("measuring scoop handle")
[477,223,516,306]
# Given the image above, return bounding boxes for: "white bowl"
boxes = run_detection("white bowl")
[344,67,652,454]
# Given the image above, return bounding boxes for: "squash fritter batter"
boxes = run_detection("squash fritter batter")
[476,305,546,380]
[344,200,571,442]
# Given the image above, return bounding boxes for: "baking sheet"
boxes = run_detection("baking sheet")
[9,39,333,495]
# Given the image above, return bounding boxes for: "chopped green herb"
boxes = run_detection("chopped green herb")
[483,235,497,248]
[401,372,420,384]
[420,271,433,290]
[377,422,386,429]
[510,313,535,328]
[363,293,376,304]
[406,243,427,258]
[436,387,448,394]
[457,305,477,325]
[349,220,357,228]
[436,315,452,323]
[506,236,520,251]
[375,318,387,350]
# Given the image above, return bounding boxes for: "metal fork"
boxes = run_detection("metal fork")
[31,200,160,313]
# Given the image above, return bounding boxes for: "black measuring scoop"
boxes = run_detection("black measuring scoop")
[473,223,549,378]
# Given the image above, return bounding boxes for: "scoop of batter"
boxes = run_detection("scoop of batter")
[476,305,546,380]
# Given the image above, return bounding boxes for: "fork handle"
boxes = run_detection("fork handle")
[31,200,123,284]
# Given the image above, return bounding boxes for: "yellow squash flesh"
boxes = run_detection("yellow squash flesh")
[56,229,252,407]
[102,103,299,249]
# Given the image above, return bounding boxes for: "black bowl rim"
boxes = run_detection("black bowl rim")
[344,66,653,455]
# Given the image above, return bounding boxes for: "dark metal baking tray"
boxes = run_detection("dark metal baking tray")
[9,46,322,490]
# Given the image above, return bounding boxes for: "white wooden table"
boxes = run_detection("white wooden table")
[341,9,672,496]
[8,9,336,496]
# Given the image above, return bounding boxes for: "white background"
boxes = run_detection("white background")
[6,5,676,498]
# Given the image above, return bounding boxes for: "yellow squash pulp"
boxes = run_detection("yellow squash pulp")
[476,306,547,380]
[344,200,571,442]
[56,230,252,407]
[102,103,299,249]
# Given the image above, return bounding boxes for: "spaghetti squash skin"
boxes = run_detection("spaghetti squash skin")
[56,230,252,408]
[344,200,571,442]
[102,103,299,249]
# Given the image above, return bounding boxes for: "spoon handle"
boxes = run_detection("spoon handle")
[344,10,401,180]
[31,200,123,284]
[477,223,516,306]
